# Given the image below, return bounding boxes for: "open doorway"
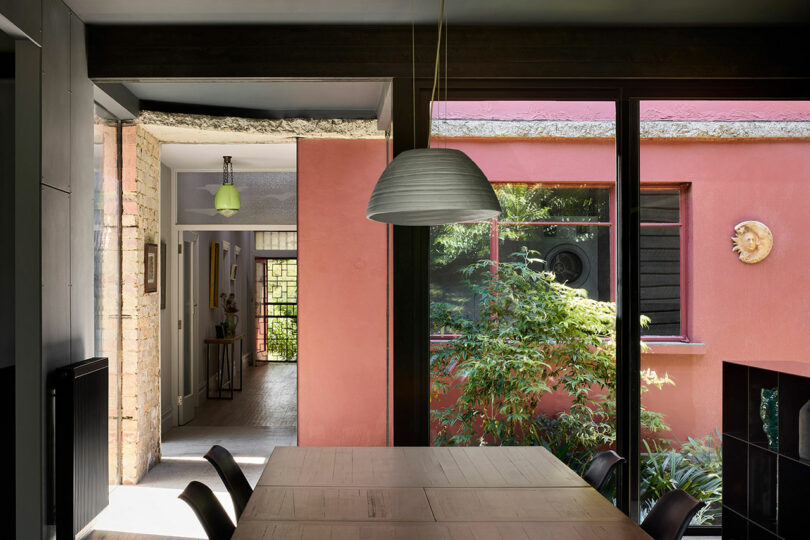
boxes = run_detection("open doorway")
[89,79,390,538]
[164,144,299,436]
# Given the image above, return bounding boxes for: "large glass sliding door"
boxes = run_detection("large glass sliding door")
[406,82,810,534]
[93,105,122,487]
[428,102,634,487]
[637,100,810,530]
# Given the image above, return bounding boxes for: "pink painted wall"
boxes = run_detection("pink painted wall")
[431,135,810,444]
[640,140,810,442]
[297,138,390,446]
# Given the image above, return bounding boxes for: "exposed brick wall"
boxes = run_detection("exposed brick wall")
[120,125,162,484]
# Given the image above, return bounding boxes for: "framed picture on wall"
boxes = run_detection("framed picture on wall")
[231,264,238,281]
[144,243,158,293]
[209,241,220,308]
[160,242,167,308]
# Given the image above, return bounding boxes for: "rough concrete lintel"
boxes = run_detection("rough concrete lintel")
[431,119,810,140]
[137,110,385,144]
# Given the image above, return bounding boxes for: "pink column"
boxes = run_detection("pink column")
[297,139,389,446]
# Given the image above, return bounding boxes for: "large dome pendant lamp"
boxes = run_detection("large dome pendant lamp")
[366,0,500,226]
[215,155,241,218]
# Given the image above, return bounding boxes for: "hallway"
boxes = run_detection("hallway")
[90,363,297,539]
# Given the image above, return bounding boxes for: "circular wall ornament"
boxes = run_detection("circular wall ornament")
[731,220,773,264]
[545,244,590,287]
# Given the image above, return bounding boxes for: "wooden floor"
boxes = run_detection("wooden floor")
[189,361,297,427]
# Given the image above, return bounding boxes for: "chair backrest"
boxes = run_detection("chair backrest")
[204,444,253,521]
[178,481,235,540]
[640,489,705,540]
[582,450,625,492]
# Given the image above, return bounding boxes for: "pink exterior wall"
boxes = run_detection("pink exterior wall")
[432,135,810,444]
[293,102,810,447]
[297,138,390,446]
[640,140,810,442]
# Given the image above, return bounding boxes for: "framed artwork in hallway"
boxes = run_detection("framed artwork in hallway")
[144,243,158,293]
[160,242,167,308]
[209,241,220,308]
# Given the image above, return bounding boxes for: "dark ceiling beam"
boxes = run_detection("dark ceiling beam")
[0,0,42,44]
[93,82,140,119]
[138,99,376,120]
[86,24,810,81]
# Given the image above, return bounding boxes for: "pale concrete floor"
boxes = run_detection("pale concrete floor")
[88,362,297,540]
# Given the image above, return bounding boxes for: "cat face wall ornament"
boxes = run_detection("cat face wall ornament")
[732,221,773,264]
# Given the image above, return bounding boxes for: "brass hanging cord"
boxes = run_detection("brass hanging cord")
[427,0,445,144]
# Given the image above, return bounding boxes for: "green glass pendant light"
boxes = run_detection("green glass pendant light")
[215,155,241,218]
[366,0,500,226]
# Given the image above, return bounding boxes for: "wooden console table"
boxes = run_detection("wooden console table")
[204,334,244,400]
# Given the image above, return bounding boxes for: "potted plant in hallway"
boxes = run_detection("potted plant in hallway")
[220,292,239,337]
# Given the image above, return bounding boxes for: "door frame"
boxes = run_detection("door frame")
[168,166,299,424]
[176,232,199,425]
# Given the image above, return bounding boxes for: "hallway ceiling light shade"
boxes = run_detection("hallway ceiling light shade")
[215,155,241,217]
[366,148,501,225]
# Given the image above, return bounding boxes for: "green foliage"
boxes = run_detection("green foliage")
[640,431,723,525]
[430,249,671,457]
[265,304,297,361]
[429,185,611,330]
[430,185,609,266]
[429,186,723,524]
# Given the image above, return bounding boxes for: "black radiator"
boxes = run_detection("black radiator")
[52,357,109,539]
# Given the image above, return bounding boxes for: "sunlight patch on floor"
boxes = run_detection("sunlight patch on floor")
[160,455,267,465]
[93,485,234,538]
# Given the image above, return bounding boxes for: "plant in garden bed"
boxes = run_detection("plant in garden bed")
[430,249,674,473]
[640,430,723,526]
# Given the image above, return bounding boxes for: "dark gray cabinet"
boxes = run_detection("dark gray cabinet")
[723,361,810,540]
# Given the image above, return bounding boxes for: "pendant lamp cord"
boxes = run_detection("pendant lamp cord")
[411,0,416,148]
[427,0,445,145]
[444,0,448,148]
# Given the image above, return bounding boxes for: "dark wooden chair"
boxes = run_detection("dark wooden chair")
[204,444,253,521]
[178,481,235,540]
[582,450,625,492]
[640,489,705,540]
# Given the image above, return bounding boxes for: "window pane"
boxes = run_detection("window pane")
[499,224,611,302]
[640,190,680,223]
[638,100,810,528]
[257,259,298,362]
[640,226,681,335]
[497,184,610,223]
[429,101,618,510]
[429,223,490,332]
[93,107,121,487]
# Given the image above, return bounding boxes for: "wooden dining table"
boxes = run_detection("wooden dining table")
[233,446,652,539]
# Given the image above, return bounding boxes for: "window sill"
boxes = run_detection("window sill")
[642,342,707,356]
